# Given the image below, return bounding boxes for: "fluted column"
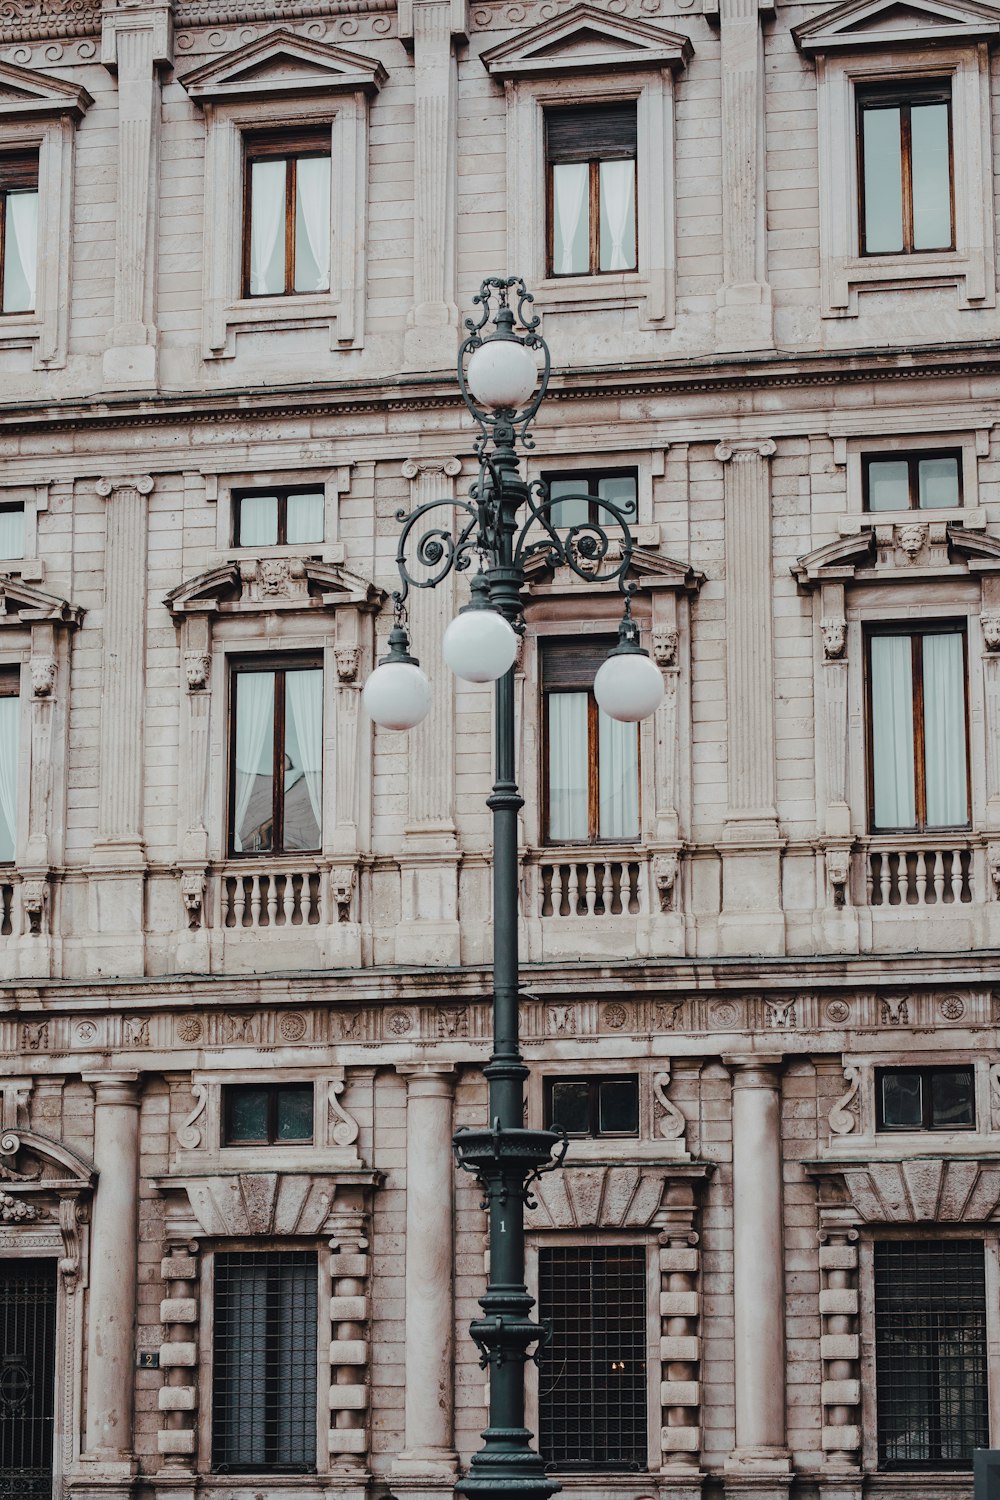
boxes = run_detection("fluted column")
[725,1059,790,1490]
[715,0,772,351]
[392,1065,459,1486]
[82,1075,142,1469]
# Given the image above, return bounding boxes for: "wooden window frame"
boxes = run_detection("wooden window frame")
[863,621,971,835]
[874,1065,976,1133]
[541,466,639,527]
[541,637,640,846]
[544,107,638,280]
[0,500,24,550]
[226,656,323,859]
[861,448,963,511]
[0,152,38,317]
[221,1083,314,1146]
[241,130,331,300]
[0,666,17,867]
[543,1075,640,1139]
[856,82,955,258]
[232,486,325,547]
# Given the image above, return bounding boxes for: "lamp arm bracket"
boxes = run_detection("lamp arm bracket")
[393,495,481,601]
[514,481,637,593]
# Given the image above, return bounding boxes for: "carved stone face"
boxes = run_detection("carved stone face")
[897,523,927,559]
[30,657,57,697]
[982,615,1000,652]
[184,653,210,690]
[258,559,291,596]
[652,627,678,667]
[820,620,846,660]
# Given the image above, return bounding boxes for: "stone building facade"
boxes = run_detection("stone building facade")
[0,1,999,1499]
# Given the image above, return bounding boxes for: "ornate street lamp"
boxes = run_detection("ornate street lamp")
[364,276,664,1500]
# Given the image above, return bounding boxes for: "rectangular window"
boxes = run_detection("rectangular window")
[229,660,323,856]
[222,1083,314,1145]
[863,450,962,512]
[542,467,638,532]
[858,83,953,256]
[0,155,38,315]
[0,502,24,559]
[545,1075,639,1138]
[875,1066,975,1131]
[538,1245,647,1470]
[865,625,969,832]
[212,1251,317,1474]
[243,132,331,298]
[546,105,637,278]
[233,488,325,547]
[542,640,639,844]
[875,1240,987,1469]
[0,1258,56,1500]
[0,671,18,864]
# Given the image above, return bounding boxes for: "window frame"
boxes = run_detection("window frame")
[232,485,327,548]
[226,655,324,859]
[543,1074,640,1139]
[0,151,38,316]
[861,447,963,512]
[241,130,332,301]
[544,105,638,280]
[856,80,955,258]
[0,499,24,560]
[874,1065,976,1132]
[221,1082,315,1146]
[540,466,639,528]
[863,620,971,834]
[0,665,19,867]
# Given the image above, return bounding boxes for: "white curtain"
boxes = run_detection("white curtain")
[237,494,277,547]
[5,191,36,311]
[232,671,275,852]
[285,668,323,843]
[249,160,286,295]
[870,635,916,828]
[598,709,638,839]
[286,491,325,544]
[0,506,23,560]
[552,162,588,276]
[922,633,967,826]
[0,694,19,863]
[548,693,588,841]
[599,159,635,271]
[295,156,331,292]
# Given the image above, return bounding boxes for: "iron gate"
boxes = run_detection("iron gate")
[0,1260,56,1500]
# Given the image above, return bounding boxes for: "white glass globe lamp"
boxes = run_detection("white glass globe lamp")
[466,336,538,412]
[593,609,665,722]
[362,621,432,731]
[442,572,519,684]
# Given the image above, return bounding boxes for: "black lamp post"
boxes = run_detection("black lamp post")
[363,277,665,1500]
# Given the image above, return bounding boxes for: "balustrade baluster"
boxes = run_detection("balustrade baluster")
[865,858,874,906]
[232,877,247,926]
[949,849,963,902]
[266,875,278,926]
[932,851,946,904]
[585,863,598,916]
[249,875,262,928]
[282,873,297,925]
[915,851,928,904]
[879,851,892,906]
[566,864,580,916]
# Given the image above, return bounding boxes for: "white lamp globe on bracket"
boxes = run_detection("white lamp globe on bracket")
[466,332,538,412]
[442,570,519,684]
[593,600,665,723]
[362,613,432,731]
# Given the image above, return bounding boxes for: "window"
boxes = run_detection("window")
[863,450,961,511]
[546,105,637,277]
[212,1251,317,1474]
[545,1076,639,1138]
[542,639,639,843]
[865,625,969,832]
[0,154,37,314]
[858,83,953,256]
[874,1240,987,1469]
[243,132,331,298]
[0,670,18,863]
[222,1083,314,1145]
[233,488,324,547]
[0,501,23,559]
[228,660,323,856]
[538,1246,647,1470]
[875,1066,975,1131]
[542,468,638,531]
[0,1259,56,1500]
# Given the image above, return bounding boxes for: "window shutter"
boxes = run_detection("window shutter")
[545,104,638,164]
[541,638,617,689]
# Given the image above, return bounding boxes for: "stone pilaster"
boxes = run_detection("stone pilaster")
[392,1065,459,1494]
[724,1058,791,1499]
[101,3,171,388]
[818,1229,863,1487]
[715,0,772,352]
[716,441,783,955]
[327,1199,373,1485]
[81,1074,141,1473]
[401,0,462,370]
[157,1243,200,1470]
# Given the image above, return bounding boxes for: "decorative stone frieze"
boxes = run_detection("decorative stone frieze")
[811,1156,1000,1223]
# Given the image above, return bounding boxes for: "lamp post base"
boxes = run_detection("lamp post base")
[456,1433,560,1500]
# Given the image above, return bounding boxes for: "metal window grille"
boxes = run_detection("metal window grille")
[538,1245,647,1471]
[875,1240,988,1470]
[0,1259,56,1500]
[212,1251,317,1474]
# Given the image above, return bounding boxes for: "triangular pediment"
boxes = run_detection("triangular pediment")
[182,29,387,104]
[0,574,83,626]
[794,0,1000,51]
[165,559,382,616]
[482,4,692,79]
[0,59,91,121]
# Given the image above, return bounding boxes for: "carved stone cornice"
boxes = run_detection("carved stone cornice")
[0,574,83,628]
[806,1156,1000,1224]
[156,1169,381,1237]
[528,1161,711,1230]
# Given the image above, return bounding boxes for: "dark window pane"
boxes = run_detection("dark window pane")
[880,1071,923,1129]
[226,1087,270,1143]
[599,1079,639,1136]
[548,477,590,530]
[862,105,904,253]
[918,455,960,508]
[0,1259,56,1500]
[930,1068,974,1129]
[276,1086,314,1142]
[550,1082,590,1136]
[232,670,276,854]
[596,474,638,519]
[910,101,951,250]
[867,460,910,511]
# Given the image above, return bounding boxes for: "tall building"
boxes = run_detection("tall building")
[0,1,997,1499]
